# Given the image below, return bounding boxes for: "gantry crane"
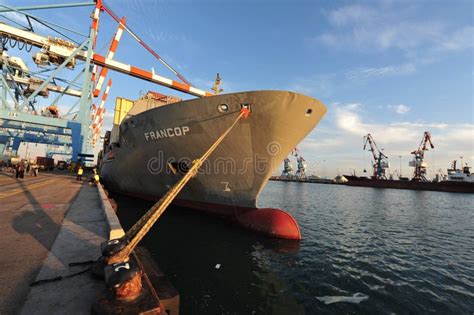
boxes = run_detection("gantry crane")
[363,133,389,179]
[0,0,214,163]
[410,131,434,181]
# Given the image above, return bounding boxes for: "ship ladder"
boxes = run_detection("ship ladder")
[97,107,251,299]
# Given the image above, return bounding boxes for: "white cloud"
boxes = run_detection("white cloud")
[290,63,418,99]
[344,102,362,111]
[346,63,416,80]
[439,26,474,51]
[294,102,473,177]
[388,104,411,114]
[335,105,368,135]
[288,74,336,98]
[328,5,377,27]
[315,3,472,55]
[334,103,454,143]
[300,137,344,151]
[335,102,472,162]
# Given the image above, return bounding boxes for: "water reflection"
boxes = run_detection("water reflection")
[113,193,304,314]
[113,181,474,314]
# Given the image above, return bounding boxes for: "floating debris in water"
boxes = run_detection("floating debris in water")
[316,292,369,305]
[369,285,385,290]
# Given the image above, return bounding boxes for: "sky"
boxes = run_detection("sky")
[5,0,474,178]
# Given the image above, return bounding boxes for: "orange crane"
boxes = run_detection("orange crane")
[410,131,434,181]
[363,133,389,179]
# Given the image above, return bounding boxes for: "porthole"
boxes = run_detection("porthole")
[218,103,229,113]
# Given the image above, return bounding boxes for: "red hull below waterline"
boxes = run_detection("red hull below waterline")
[114,190,302,240]
[173,200,302,240]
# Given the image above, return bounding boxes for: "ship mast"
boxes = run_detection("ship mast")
[211,73,223,94]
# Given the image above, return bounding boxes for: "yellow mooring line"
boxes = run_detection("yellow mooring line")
[106,108,250,264]
[0,178,62,199]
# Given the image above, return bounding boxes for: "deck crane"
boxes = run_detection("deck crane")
[363,133,389,179]
[410,131,434,181]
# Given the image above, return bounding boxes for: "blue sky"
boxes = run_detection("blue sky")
[5,0,473,177]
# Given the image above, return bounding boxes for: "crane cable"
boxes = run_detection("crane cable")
[107,108,250,264]
[101,1,192,86]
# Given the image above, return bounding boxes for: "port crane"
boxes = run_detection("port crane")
[281,157,294,177]
[0,0,214,162]
[281,148,307,179]
[410,131,434,181]
[294,148,307,179]
[363,133,389,179]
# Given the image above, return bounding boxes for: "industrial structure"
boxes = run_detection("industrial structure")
[294,149,307,179]
[281,157,294,178]
[280,148,307,179]
[0,0,211,165]
[410,131,434,181]
[363,133,389,179]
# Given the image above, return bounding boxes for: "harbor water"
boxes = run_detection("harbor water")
[114,181,474,314]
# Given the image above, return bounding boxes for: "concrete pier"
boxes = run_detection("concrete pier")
[0,171,113,314]
[0,170,179,314]
[21,181,109,313]
[0,172,84,313]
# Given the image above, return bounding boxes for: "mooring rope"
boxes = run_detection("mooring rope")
[107,108,250,264]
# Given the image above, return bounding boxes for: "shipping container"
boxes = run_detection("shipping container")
[36,156,54,171]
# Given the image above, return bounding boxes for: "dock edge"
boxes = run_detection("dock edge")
[97,183,125,239]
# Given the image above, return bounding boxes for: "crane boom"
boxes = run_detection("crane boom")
[0,23,213,98]
[92,16,126,97]
[420,131,434,151]
[3,75,82,97]
[363,133,387,161]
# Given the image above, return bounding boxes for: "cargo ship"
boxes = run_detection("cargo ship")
[343,162,474,193]
[99,90,326,239]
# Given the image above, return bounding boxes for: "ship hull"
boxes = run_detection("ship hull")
[344,176,474,193]
[101,90,326,239]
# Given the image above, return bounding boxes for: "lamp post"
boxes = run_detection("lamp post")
[460,156,463,169]
[23,142,30,160]
[323,159,326,179]
[399,155,402,178]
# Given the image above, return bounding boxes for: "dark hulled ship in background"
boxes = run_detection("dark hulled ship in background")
[344,132,474,193]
